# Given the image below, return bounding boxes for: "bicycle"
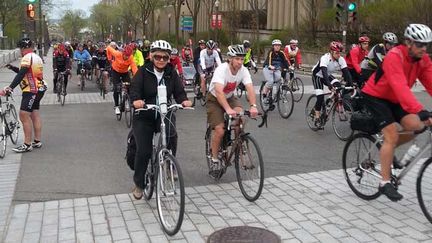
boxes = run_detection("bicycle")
[0,92,20,158]
[205,111,265,202]
[76,60,90,91]
[137,104,193,235]
[287,65,304,102]
[342,123,432,224]
[193,69,213,107]
[55,70,68,106]
[259,68,294,119]
[305,84,356,141]
[116,82,133,128]
[96,67,108,99]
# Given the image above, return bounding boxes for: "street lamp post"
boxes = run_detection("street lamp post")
[168,13,172,36]
[214,0,220,42]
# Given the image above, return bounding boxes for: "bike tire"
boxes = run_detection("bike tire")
[156,152,185,236]
[277,87,294,119]
[332,99,354,141]
[56,78,62,103]
[235,134,264,202]
[61,79,66,106]
[259,81,269,112]
[0,116,6,158]
[305,95,320,131]
[236,87,243,98]
[124,94,132,128]
[342,133,382,200]
[417,157,432,224]
[80,75,85,91]
[205,127,213,171]
[7,104,19,145]
[199,93,207,106]
[292,77,304,102]
[144,157,156,200]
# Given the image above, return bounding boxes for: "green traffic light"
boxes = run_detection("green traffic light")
[348,2,357,12]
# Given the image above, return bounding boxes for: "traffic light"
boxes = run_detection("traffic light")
[336,0,347,24]
[347,1,357,24]
[27,4,36,20]
[347,2,357,12]
[27,0,36,2]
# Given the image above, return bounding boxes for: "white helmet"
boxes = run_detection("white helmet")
[171,48,179,55]
[272,39,282,46]
[150,40,172,54]
[227,44,246,57]
[64,41,70,46]
[404,24,432,43]
[382,32,398,44]
[289,39,298,45]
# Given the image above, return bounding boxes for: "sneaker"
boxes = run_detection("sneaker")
[393,157,403,169]
[31,141,42,148]
[13,144,33,153]
[379,183,403,202]
[115,106,121,115]
[132,186,143,200]
[209,158,221,179]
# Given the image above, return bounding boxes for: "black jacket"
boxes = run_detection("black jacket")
[130,61,188,107]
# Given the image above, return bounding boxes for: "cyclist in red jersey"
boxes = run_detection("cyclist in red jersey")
[361,24,432,201]
[346,36,370,86]
[169,48,183,77]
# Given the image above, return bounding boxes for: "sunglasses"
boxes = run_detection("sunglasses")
[414,42,428,48]
[153,55,169,61]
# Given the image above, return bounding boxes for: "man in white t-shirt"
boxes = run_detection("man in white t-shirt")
[199,40,222,96]
[206,44,258,177]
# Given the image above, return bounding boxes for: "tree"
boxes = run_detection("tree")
[246,0,268,60]
[135,0,161,39]
[118,0,141,41]
[185,0,201,44]
[60,9,86,40]
[165,0,184,45]
[301,0,322,46]
[202,0,217,40]
[90,3,116,40]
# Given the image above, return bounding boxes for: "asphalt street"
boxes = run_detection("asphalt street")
[2,55,431,205]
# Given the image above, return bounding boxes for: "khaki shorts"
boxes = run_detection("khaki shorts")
[206,93,243,128]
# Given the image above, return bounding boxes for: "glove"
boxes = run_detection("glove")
[254,67,258,74]
[418,110,430,121]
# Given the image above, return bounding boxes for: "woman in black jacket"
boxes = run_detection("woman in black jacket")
[129,40,192,199]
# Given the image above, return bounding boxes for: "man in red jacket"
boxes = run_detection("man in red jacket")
[346,36,369,85]
[361,24,432,201]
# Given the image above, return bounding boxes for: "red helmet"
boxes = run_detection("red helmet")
[123,45,133,56]
[58,43,66,52]
[329,41,344,52]
[358,36,370,43]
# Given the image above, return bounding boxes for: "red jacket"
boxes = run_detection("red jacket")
[170,56,183,74]
[346,46,368,74]
[362,45,432,114]
[283,45,302,67]
[181,47,193,62]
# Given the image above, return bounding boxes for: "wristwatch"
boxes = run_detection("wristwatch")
[250,104,257,108]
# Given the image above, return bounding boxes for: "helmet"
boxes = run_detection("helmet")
[358,36,370,43]
[329,41,344,52]
[17,38,33,49]
[272,39,282,46]
[171,48,179,55]
[243,40,251,48]
[77,43,84,48]
[198,39,205,45]
[206,40,216,49]
[404,23,432,43]
[382,32,398,44]
[227,44,246,57]
[65,41,70,46]
[144,40,151,46]
[137,40,144,47]
[290,39,299,45]
[123,45,133,57]
[58,43,66,52]
[130,42,138,49]
[150,40,172,54]
[109,41,116,48]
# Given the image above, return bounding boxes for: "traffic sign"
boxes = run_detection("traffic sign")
[211,14,222,29]
[180,16,193,31]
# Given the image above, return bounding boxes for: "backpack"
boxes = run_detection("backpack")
[125,130,136,170]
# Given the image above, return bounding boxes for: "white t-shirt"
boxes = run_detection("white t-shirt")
[313,53,347,78]
[209,63,252,98]
[154,68,164,83]
[200,49,222,70]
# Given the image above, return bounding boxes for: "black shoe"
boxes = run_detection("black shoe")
[379,183,403,202]
[393,157,403,169]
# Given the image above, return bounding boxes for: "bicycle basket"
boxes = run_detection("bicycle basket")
[350,110,379,134]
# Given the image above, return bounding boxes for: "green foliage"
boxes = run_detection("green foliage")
[60,9,87,40]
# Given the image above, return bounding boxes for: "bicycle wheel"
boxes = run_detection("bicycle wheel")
[7,104,19,145]
[60,79,66,106]
[332,99,354,141]
[417,158,432,224]
[124,94,132,128]
[199,92,207,106]
[259,81,269,112]
[116,94,123,121]
[156,151,185,236]
[342,133,382,200]
[235,134,264,202]
[305,95,320,131]
[205,127,212,172]
[292,77,304,102]
[56,78,62,103]
[80,74,85,91]
[277,87,294,119]
[0,116,6,158]
[144,158,155,200]
[236,87,243,98]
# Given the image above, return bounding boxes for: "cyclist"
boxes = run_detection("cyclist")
[64,41,74,58]
[262,39,289,105]
[206,44,258,177]
[311,41,353,127]
[73,43,92,86]
[361,24,432,201]
[141,39,151,62]
[284,39,303,80]
[360,32,399,86]
[132,43,144,67]
[199,40,222,96]
[94,43,110,94]
[2,38,47,152]
[169,48,183,77]
[129,40,192,199]
[346,36,370,86]
[181,43,193,64]
[53,43,71,94]
[106,43,138,115]
[242,40,258,73]
[193,40,206,72]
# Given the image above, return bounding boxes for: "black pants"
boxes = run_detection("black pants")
[112,70,131,106]
[349,68,362,87]
[133,112,178,189]
[53,70,69,92]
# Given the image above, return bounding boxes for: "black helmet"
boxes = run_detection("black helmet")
[17,38,33,49]
[206,40,216,49]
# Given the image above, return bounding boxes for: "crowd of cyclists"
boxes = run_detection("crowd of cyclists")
[2,22,432,212]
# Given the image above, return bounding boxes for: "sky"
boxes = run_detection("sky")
[50,0,100,19]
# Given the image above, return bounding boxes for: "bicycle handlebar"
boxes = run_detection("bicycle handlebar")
[135,104,194,113]
[224,110,267,129]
